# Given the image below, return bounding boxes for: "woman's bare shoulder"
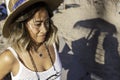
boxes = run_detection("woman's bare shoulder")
[0,50,16,79]
[0,50,16,64]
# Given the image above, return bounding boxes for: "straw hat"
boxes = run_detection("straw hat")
[3,0,63,38]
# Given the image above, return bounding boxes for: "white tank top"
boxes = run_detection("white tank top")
[7,44,62,80]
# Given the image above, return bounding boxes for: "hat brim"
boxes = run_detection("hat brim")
[3,0,62,38]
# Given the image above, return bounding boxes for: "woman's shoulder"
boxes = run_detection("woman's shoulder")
[0,49,16,79]
[0,49,16,65]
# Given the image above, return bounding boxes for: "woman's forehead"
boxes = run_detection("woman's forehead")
[33,8,49,20]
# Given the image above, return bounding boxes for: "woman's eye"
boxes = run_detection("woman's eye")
[45,20,49,24]
[34,23,41,27]
[45,20,49,25]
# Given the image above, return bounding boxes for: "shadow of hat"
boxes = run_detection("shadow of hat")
[74,18,117,34]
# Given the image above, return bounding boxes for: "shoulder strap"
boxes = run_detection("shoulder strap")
[7,47,19,60]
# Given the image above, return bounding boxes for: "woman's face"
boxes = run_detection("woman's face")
[26,8,49,44]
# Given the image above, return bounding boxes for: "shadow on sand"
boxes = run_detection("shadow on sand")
[59,18,120,80]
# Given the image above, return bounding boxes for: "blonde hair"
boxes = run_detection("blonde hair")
[8,2,58,53]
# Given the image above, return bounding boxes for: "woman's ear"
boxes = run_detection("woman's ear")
[25,21,30,29]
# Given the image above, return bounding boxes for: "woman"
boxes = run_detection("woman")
[0,0,62,80]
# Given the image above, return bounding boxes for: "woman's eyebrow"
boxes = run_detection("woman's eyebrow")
[45,18,50,21]
[34,17,49,22]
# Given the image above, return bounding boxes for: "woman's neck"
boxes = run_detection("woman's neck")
[28,41,45,52]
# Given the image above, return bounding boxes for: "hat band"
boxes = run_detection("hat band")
[13,0,25,10]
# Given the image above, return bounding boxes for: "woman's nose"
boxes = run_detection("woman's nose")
[39,23,47,33]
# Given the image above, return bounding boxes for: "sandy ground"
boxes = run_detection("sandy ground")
[52,1,120,80]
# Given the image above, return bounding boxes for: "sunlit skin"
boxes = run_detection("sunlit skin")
[0,8,56,79]
[26,8,50,45]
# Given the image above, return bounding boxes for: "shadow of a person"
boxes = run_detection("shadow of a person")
[103,34,120,80]
[72,18,119,80]
[67,29,100,80]
[59,29,101,80]
[59,18,119,80]
[59,38,92,80]
[67,37,92,80]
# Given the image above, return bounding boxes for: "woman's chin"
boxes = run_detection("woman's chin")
[35,39,45,44]
[31,37,46,45]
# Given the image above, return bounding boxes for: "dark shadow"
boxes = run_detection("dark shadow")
[59,40,92,80]
[68,29,100,80]
[65,4,80,9]
[74,18,117,34]
[59,28,100,80]
[59,43,73,70]
[59,18,120,80]
[4,73,11,80]
[103,34,120,80]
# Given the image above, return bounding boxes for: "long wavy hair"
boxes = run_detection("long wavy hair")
[8,2,58,53]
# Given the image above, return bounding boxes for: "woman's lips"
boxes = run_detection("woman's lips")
[37,34,46,38]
